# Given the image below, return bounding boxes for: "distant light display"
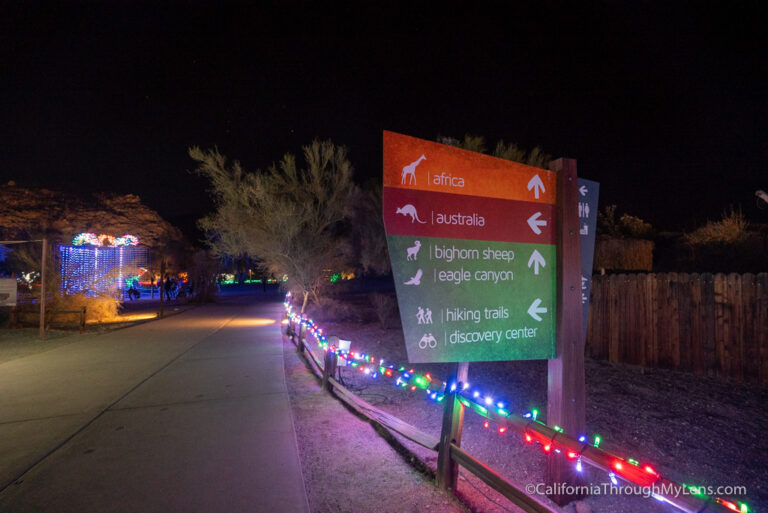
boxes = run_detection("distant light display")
[72,232,140,247]
[59,244,150,295]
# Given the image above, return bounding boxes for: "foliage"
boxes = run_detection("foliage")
[369,292,398,328]
[52,293,119,322]
[348,182,391,276]
[192,140,357,310]
[187,249,219,303]
[597,205,653,239]
[684,207,748,246]
[437,134,552,168]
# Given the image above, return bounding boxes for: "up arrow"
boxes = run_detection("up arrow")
[527,250,546,275]
[527,298,548,322]
[579,185,588,196]
[527,174,546,199]
[527,212,547,235]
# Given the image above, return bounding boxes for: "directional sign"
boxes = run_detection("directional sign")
[577,178,599,335]
[383,131,557,363]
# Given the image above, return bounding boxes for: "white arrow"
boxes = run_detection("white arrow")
[527,298,548,322]
[579,185,588,196]
[527,174,546,199]
[527,212,547,235]
[527,250,546,275]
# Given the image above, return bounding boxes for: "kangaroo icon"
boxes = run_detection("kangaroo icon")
[404,269,422,285]
[396,204,427,224]
[401,155,426,185]
[406,240,421,260]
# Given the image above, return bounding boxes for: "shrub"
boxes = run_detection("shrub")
[369,292,398,328]
[684,208,748,245]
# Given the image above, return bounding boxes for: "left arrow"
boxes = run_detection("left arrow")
[527,298,548,322]
[527,212,547,235]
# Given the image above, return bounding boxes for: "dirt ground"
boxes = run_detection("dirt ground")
[286,292,767,513]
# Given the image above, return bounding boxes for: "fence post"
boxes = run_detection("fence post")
[437,361,469,491]
[322,338,338,392]
[297,318,306,353]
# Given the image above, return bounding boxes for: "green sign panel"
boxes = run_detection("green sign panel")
[387,236,556,362]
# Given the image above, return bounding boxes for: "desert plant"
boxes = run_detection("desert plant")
[192,140,357,312]
[684,208,748,245]
[597,205,653,239]
[369,292,398,328]
[437,134,552,168]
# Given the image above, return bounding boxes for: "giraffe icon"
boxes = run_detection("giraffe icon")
[401,155,426,185]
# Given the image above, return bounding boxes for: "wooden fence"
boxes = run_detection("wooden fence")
[285,308,739,513]
[587,273,768,385]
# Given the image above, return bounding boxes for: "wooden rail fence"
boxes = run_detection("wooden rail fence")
[587,273,768,385]
[284,309,739,513]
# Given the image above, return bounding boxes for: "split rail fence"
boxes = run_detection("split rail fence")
[284,304,742,513]
[587,273,768,385]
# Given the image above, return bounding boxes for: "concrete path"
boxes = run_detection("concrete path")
[0,297,310,513]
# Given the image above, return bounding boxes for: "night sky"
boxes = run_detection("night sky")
[2,2,766,239]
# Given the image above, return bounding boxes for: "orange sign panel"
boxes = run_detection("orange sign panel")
[383,131,557,204]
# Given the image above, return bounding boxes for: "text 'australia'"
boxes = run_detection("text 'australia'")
[434,211,486,227]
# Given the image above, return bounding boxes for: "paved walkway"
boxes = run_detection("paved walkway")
[0,298,310,513]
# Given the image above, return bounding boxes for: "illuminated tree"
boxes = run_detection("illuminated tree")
[191,140,357,311]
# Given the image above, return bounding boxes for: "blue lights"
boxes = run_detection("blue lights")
[59,244,150,296]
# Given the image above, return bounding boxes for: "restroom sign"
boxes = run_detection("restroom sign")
[383,131,557,363]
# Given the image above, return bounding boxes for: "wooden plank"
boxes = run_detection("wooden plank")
[637,273,649,367]
[608,274,620,363]
[741,273,759,382]
[758,273,768,385]
[676,273,692,371]
[689,274,704,374]
[648,273,659,367]
[328,377,440,451]
[714,273,727,377]
[656,274,672,368]
[670,272,681,368]
[701,273,717,376]
[450,444,556,513]
[586,275,602,358]
[729,273,744,380]
[624,274,635,364]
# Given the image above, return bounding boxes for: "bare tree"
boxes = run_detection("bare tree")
[191,140,357,312]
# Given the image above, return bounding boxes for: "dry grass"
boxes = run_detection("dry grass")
[51,293,120,322]
[685,208,749,245]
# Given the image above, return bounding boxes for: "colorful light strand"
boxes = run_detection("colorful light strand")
[72,232,140,247]
[283,296,750,513]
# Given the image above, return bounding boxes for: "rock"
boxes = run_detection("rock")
[0,186,183,248]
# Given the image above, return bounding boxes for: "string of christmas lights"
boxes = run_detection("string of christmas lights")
[72,232,140,247]
[283,294,749,513]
